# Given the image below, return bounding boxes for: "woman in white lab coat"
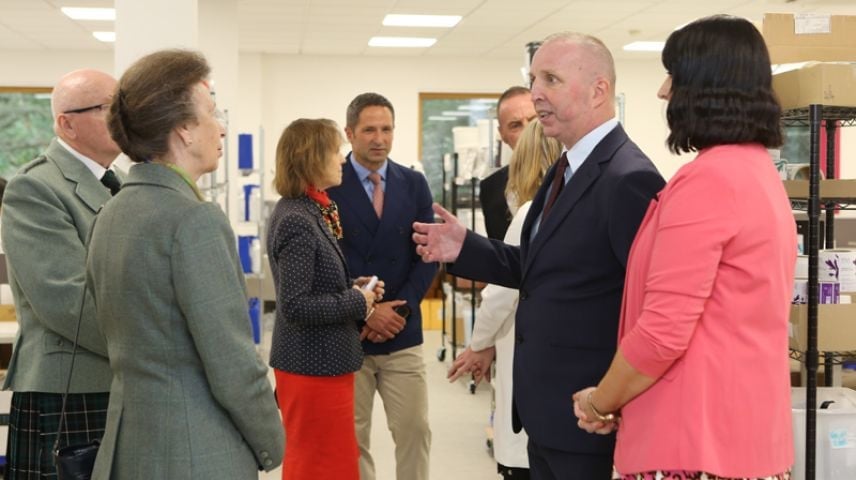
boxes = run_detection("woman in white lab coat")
[448,119,561,479]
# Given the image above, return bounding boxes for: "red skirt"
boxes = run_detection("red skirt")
[275,369,359,480]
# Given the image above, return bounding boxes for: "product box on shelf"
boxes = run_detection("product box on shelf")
[789,303,856,351]
[420,298,443,330]
[763,13,856,64]
[791,387,856,480]
[772,62,856,110]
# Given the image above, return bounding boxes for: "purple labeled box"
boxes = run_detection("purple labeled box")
[819,281,840,304]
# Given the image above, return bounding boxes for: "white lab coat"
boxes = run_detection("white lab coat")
[470,201,530,469]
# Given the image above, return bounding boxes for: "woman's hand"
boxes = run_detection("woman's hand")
[354,276,385,302]
[447,346,495,384]
[354,285,376,317]
[572,387,618,435]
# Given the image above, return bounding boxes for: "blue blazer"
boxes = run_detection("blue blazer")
[450,125,665,454]
[327,156,437,355]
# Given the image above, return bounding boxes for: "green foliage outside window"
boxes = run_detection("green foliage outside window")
[0,91,54,179]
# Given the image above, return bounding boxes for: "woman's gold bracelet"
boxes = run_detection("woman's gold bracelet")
[587,391,618,423]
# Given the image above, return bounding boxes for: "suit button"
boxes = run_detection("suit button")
[516,334,524,344]
[520,291,528,300]
[260,451,269,459]
[264,459,273,466]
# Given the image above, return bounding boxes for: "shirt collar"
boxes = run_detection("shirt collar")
[564,118,619,173]
[348,153,388,182]
[56,137,111,180]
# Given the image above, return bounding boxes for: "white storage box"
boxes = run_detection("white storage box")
[792,387,856,480]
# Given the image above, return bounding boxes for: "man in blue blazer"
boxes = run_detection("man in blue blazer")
[413,33,665,479]
[327,93,437,480]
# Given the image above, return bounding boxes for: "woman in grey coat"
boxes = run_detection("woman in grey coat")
[86,49,284,479]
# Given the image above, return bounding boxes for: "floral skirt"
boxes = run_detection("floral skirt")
[621,471,790,480]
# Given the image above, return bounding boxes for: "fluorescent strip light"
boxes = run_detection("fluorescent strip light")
[623,41,665,52]
[93,31,116,43]
[61,7,115,21]
[441,111,471,117]
[383,14,461,28]
[369,36,436,48]
[457,105,491,111]
[428,116,459,122]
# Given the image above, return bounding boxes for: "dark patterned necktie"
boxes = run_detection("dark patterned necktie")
[101,170,121,196]
[542,152,568,217]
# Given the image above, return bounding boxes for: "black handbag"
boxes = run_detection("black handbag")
[52,216,101,480]
[54,440,100,480]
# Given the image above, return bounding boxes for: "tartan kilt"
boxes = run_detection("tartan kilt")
[4,391,109,480]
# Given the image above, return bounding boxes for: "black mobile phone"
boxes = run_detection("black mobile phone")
[393,305,411,320]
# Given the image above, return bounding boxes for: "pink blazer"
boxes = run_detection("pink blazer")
[615,144,796,477]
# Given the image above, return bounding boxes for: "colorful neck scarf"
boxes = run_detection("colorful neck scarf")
[305,186,343,239]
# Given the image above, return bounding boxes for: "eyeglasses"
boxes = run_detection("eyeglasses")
[63,103,110,115]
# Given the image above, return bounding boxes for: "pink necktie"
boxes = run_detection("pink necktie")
[368,172,384,218]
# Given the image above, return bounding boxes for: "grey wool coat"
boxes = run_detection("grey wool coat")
[86,163,284,479]
[1,138,112,393]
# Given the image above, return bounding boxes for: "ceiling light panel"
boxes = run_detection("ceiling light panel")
[61,7,115,21]
[368,36,436,47]
[622,41,665,52]
[383,14,461,28]
[92,31,115,42]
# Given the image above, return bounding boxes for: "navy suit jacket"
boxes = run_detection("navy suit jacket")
[479,165,512,240]
[327,156,438,355]
[449,125,665,454]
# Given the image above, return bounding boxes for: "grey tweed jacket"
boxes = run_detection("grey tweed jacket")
[267,195,365,376]
[87,163,284,479]
[1,138,112,393]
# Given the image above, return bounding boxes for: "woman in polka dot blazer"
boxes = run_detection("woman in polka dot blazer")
[267,118,380,480]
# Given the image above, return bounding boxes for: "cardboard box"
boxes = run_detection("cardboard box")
[420,298,443,330]
[0,304,15,322]
[773,62,856,110]
[763,13,856,64]
[790,303,856,351]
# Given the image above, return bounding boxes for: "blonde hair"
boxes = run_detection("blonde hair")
[274,118,343,198]
[506,120,562,204]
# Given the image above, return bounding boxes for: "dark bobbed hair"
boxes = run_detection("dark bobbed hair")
[274,118,343,198]
[662,15,782,154]
[346,92,394,129]
[109,49,211,163]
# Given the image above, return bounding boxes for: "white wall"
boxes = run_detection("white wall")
[4,47,853,201]
[0,50,113,87]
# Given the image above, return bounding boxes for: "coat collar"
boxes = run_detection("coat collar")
[522,124,630,276]
[122,162,202,202]
[297,195,349,272]
[46,138,112,214]
[338,157,411,236]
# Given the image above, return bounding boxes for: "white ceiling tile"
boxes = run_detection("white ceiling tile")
[0,0,854,58]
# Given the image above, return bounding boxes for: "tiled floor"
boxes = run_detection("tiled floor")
[260,329,500,479]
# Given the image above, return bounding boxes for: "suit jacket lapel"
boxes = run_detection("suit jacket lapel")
[372,162,410,241]
[340,159,380,232]
[522,126,630,278]
[47,139,111,214]
[303,198,348,273]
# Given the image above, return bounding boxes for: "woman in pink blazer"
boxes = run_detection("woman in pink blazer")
[572,15,796,480]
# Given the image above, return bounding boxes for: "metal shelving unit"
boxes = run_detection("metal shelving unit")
[436,152,479,365]
[782,104,856,480]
